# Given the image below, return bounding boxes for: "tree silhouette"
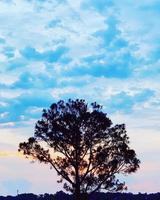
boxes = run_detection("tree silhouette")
[19,99,140,200]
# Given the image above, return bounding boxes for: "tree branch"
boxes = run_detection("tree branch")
[38,148,74,186]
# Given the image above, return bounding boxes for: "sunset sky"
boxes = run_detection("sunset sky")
[0,0,160,196]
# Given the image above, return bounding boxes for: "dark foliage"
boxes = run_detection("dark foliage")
[19,99,140,200]
[0,192,160,200]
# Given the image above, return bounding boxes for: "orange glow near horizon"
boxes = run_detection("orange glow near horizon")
[0,151,24,158]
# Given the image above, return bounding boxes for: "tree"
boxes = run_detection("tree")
[19,99,140,200]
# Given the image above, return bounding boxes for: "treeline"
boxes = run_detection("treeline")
[1,191,160,200]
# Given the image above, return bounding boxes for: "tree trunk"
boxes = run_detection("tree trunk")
[74,187,80,200]
[75,130,81,200]
[74,168,80,200]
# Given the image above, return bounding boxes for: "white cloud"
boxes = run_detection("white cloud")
[114,0,160,59]
[0,101,8,107]
[0,89,23,99]
[0,112,9,118]
[0,74,19,86]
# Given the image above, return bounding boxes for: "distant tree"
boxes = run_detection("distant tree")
[19,99,140,200]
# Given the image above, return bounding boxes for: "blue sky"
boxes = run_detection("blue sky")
[0,0,160,195]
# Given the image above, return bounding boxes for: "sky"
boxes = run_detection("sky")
[0,0,160,196]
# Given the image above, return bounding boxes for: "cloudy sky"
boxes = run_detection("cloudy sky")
[0,0,160,196]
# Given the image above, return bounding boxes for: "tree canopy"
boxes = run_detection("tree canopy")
[19,99,140,200]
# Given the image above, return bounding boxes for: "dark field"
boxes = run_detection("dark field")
[1,191,160,200]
